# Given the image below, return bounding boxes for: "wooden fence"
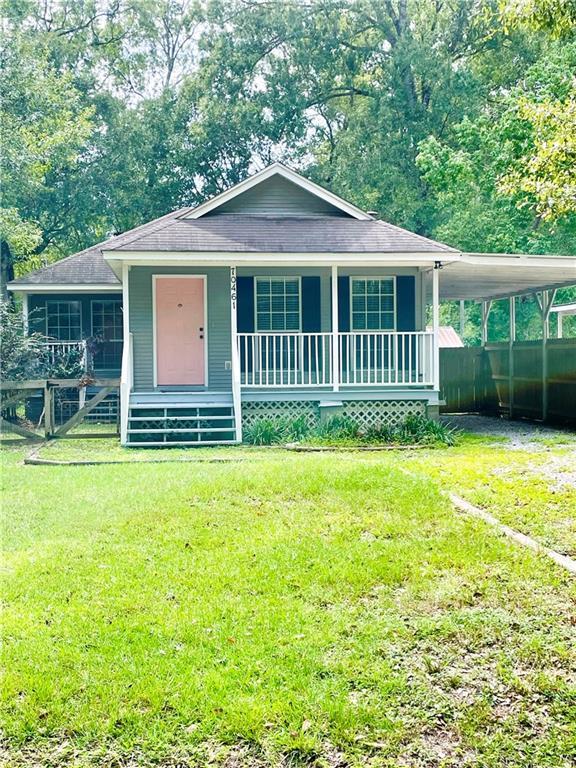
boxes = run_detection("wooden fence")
[440,339,576,425]
[1,379,120,440]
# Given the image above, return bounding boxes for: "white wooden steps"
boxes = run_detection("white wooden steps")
[127,391,238,446]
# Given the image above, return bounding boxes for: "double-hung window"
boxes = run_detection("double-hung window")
[351,277,396,330]
[255,277,301,332]
[92,300,123,368]
[46,301,82,340]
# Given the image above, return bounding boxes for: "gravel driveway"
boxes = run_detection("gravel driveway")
[442,414,576,450]
[443,414,576,490]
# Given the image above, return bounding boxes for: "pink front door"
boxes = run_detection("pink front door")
[155,277,206,386]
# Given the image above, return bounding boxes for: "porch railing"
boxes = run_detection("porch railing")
[237,331,434,388]
[338,331,434,386]
[41,340,89,372]
[239,333,333,387]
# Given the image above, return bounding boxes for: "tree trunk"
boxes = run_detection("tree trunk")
[0,241,15,304]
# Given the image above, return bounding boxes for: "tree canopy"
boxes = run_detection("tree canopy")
[2,0,575,333]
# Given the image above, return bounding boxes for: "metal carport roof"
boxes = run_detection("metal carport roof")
[431,253,576,302]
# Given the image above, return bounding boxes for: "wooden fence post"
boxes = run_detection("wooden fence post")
[44,385,53,437]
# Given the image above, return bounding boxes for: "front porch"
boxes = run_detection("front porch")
[119,262,442,446]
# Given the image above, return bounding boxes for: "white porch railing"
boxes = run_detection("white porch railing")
[239,333,333,387]
[41,340,88,370]
[338,331,434,386]
[237,331,434,388]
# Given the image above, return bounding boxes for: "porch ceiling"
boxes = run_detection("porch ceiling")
[433,253,576,302]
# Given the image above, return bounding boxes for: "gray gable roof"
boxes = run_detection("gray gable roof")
[9,166,457,289]
[107,215,456,255]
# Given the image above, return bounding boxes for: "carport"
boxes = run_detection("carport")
[427,253,576,423]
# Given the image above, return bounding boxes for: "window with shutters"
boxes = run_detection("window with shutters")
[350,277,396,331]
[46,301,82,340]
[255,277,301,331]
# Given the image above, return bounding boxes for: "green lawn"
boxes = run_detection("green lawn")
[1,440,575,767]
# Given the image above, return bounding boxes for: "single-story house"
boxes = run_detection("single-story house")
[8,164,576,445]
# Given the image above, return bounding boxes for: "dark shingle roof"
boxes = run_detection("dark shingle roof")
[9,207,192,287]
[10,212,456,288]
[10,244,121,286]
[108,215,457,254]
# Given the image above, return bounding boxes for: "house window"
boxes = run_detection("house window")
[92,300,123,369]
[46,301,82,340]
[255,277,301,331]
[351,277,396,330]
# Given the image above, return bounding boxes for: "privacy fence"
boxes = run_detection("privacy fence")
[440,338,576,425]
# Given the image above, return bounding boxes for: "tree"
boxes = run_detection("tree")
[0,28,94,294]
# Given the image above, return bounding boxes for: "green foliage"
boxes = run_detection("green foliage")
[243,418,286,446]
[0,301,46,380]
[243,414,312,445]
[244,412,457,447]
[500,0,576,37]
[315,415,361,441]
[396,413,459,446]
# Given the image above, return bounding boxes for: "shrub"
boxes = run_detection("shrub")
[243,412,458,448]
[0,301,46,381]
[396,414,458,446]
[316,415,360,440]
[284,414,311,440]
[243,418,287,445]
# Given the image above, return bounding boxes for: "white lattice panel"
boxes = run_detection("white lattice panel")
[341,400,426,428]
[242,401,320,429]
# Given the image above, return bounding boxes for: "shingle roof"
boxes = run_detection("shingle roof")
[9,211,456,288]
[10,244,121,286]
[9,207,192,287]
[107,215,457,254]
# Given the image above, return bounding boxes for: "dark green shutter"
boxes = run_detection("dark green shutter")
[396,276,416,331]
[301,276,321,332]
[337,276,350,331]
[237,276,255,333]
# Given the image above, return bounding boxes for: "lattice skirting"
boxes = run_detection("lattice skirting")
[241,401,320,429]
[241,399,427,431]
[340,400,426,428]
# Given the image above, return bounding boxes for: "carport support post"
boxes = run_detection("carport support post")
[540,289,556,422]
[480,300,492,347]
[508,296,516,418]
[432,263,440,391]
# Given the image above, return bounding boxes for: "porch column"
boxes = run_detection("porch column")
[432,263,440,391]
[331,265,339,392]
[230,266,243,441]
[120,262,132,446]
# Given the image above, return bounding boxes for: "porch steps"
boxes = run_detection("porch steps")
[126,391,238,447]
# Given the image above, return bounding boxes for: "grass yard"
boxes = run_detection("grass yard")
[1,437,576,767]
